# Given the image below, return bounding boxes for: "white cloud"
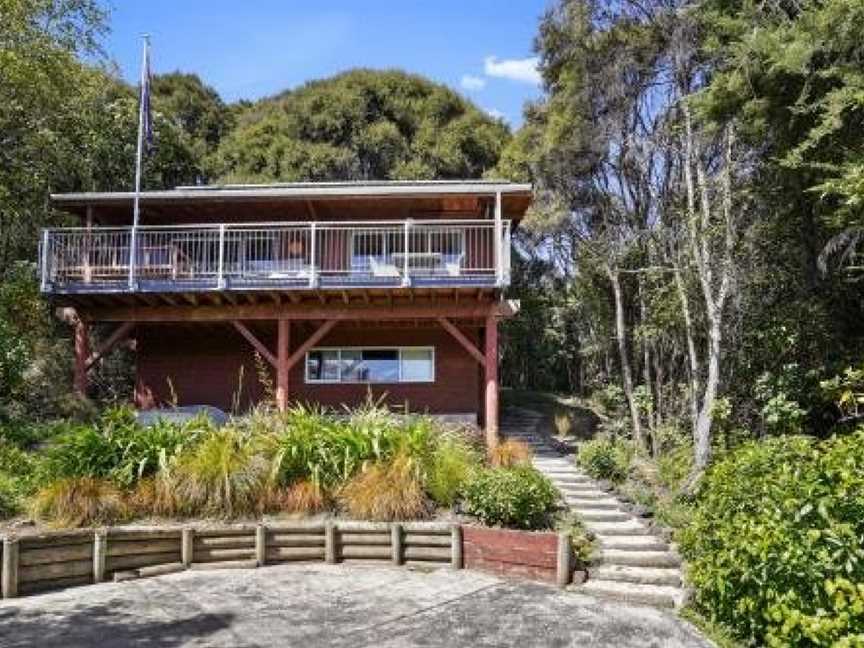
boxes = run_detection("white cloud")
[483,55,541,85]
[485,108,506,121]
[460,74,486,91]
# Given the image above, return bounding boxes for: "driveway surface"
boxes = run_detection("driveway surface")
[0,564,709,647]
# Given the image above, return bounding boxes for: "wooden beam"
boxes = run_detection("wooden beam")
[83,301,517,323]
[437,317,485,366]
[73,316,90,398]
[484,314,499,450]
[85,322,135,371]
[340,290,349,305]
[231,321,277,368]
[276,320,290,412]
[285,320,337,371]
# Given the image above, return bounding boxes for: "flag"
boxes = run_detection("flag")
[139,39,154,155]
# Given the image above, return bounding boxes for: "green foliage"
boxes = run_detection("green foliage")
[680,429,864,646]
[576,437,633,483]
[211,69,509,183]
[426,436,481,507]
[821,363,864,422]
[463,466,559,530]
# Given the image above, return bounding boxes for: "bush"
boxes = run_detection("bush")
[680,428,864,647]
[0,472,23,518]
[338,452,428,521]
[463,466,559,530]
[426,436,481,507]
[489,439,532,468]
[577,437,632,483]
[31,477,128,527]
[168,427,273,517]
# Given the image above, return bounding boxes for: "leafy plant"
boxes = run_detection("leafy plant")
[463,466,559,530]
[338,452,429,521]
[277,479,327,515]
[680,429,864,646]
[31,477,128,527]
[576,437,632,483]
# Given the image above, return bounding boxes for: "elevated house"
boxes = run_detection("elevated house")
[39,180,531,447]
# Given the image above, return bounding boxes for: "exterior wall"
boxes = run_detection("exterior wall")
[135,321,481,418]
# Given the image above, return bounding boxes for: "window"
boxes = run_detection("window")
[305,347,434,384]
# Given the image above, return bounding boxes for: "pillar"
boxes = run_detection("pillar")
[74,316,91,398]
[484,314,499,450]
[276,319,290,411]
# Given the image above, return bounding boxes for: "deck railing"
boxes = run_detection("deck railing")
[39,220,511,294]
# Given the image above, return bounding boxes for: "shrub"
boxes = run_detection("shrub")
[0,472,23,518]
[577,437,632,483]
[169,427,273,517]
[338,452,428,521]
[489,439,532,468]
[463,466,559,530]
[679,429,864,647]
[31,477,128,527]
[426,436,481,507]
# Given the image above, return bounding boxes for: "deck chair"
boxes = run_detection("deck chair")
[369,257,401,278]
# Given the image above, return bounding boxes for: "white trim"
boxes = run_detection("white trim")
[305,346,436,385]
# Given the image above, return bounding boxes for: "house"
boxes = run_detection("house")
[39,180,532,447]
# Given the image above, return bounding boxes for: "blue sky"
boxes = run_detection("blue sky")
[103,1,550,127]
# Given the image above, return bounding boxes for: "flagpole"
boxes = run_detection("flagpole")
[129,34,150,290]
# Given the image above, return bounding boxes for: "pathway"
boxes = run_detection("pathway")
[501,407,687,609]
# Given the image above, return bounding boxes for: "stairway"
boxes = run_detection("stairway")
[501,407,686,609]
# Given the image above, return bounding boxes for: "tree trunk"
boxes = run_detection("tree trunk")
[694,313,721,471]
[674,266,701,440]
[607,266,643,448]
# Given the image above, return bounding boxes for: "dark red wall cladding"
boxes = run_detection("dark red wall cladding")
[135,321,481,417]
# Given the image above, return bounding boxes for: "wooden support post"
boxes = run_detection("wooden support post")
[390,524,403,566]
[324,522,337,564]
[556,532,573,588]
[255,524,267,566]
[74,316,91,398]
[2,537,19,598]
[276,319,290,412]
[285,320,336,371]
[231,321,277,368]
[438,317,485,366]
[484,314,499,450]
[93,530,107,584]
[181,527,194,567]
[451,525,463,570]
[85,322,135,371]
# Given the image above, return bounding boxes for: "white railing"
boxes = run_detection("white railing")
[39,219,511,293]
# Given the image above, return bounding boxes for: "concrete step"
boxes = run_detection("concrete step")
[579,579,683,609]
[575,510,630,522]
[565,498,621,510]
[590,565,682,587]
[584,520,650,536]
[599,535,669,552]
[599,549,681,568]
[557,488,607,498]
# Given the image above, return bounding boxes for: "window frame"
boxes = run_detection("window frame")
[304,346,436,384]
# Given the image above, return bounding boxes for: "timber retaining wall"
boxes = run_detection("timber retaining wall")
[0,522,573,599]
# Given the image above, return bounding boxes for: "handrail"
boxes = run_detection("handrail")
[40,219,512,294]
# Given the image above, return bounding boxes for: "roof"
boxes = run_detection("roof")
[50,180,532,207]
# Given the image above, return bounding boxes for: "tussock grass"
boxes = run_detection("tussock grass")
[338,453,429,521]
[276,479,327,514]
[489,439,533,468]
[32,477,128,527]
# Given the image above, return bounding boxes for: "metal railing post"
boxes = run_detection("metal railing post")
[217,224,226,289]
[127,227,137,291]
[39,230,50,291]
[493,191,503,287]
[309,223,318,288]
[402,220,411,286]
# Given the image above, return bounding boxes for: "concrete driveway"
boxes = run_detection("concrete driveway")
[0,564,709,647]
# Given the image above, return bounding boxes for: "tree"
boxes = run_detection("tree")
[210,69,510,182]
